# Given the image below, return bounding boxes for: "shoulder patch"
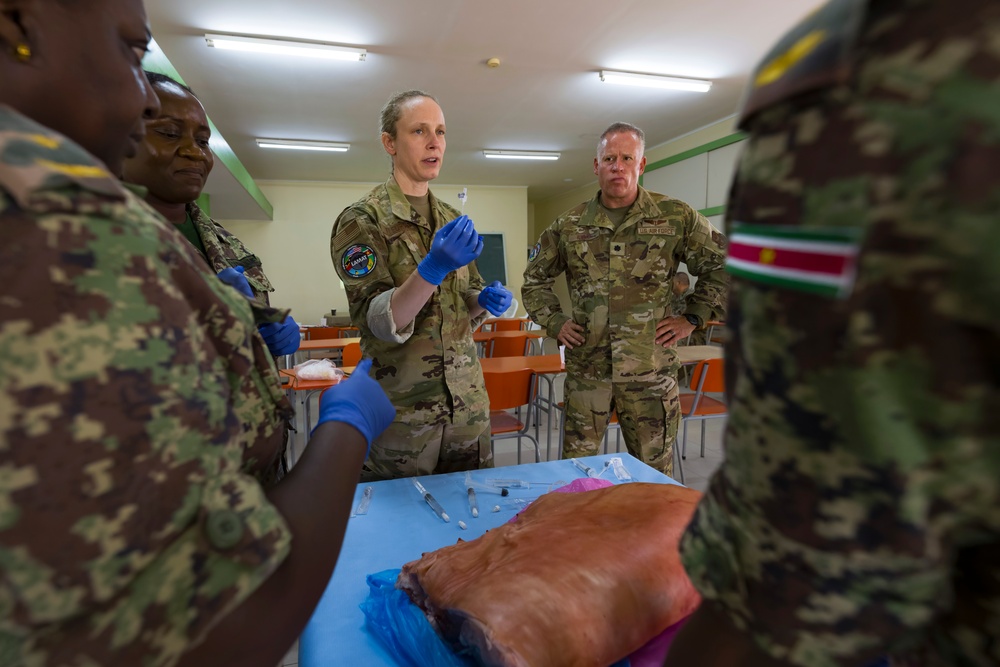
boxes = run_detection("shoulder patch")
[726,223,861,299]
[342,244,378,278]
[528,242,541,262]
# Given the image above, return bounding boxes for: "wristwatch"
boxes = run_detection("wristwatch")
[683,313,700,327]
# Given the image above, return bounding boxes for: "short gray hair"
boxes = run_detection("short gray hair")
[379,90,438,139]
[598,122,645,153]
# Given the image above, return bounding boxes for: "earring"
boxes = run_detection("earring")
[14,43,31,62]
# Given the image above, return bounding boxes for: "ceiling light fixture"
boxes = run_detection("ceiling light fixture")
[256,138,351,152]
[206,34,367,61]
[482,150,560,161]
[598,70,712,93]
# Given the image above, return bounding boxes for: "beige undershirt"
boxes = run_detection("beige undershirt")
[405,193,432,223]
[600,201,631,228]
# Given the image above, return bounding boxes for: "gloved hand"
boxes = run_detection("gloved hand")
[313,358,395,452]
[478,281,513,317]
[417,215,484,285]
[217,266,254,298]
[258,316,300,356]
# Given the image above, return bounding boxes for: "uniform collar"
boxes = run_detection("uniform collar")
[383,175,438,229]
[0,105,128,210]
[580,186,660,229]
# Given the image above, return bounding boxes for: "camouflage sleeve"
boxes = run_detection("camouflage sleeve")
[467,258,489,330]
[331,205,412,343]
[0,193,293,664]
[191,204,275,307]
[680,1,1000,664]
[522,222,571,338]
[680,209,728,326]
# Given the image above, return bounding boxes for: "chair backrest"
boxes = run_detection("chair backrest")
[306,326,341,341]
[689,357,725,394]
[342,342,362,367]
[492,318,529,332]
[482,369,536,412]
[486,333,531,358]
[338,326,360,338]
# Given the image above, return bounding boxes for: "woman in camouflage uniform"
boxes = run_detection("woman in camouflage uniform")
[331,90,513,481]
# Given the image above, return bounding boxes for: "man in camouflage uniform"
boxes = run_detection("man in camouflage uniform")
[0,106,296,663]
[523,122,728,476]
[667,0,1000,665]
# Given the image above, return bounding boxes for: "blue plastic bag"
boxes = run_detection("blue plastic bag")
[360,569,472,667]
[361,569,630,667]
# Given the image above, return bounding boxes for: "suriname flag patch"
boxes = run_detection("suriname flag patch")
[726,223,862,299]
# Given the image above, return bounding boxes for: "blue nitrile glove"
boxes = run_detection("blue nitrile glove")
[217,266,254,298]
[313,358,395,452]
[478,281,513,317]
[258,316,301,356]
[417,215,485,285]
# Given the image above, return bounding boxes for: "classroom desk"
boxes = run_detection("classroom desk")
[298,454,679,667]
[675,344,723,365]
[278,368,342,465]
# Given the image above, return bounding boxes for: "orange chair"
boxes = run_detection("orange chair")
[342,341,362,368]
[679,357,727,468]
[485,333,532,358]
[483,368,541,464]
[338,326,360,338]
[305,326,341,341]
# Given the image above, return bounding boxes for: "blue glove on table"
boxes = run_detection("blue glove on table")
[217,266,254,298]
[417,215,484,285]
[259,316,300,356]
[314,359,396,453]
[478,281,513,317]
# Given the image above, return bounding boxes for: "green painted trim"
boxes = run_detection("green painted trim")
[698,205,726,218]
[644,132,747,174]
[195,192,211,217]
[142,40,274,219]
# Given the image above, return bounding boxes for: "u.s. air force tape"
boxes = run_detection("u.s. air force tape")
[342,244,378,278]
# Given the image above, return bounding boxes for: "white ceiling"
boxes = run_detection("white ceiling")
[146,0,822,208]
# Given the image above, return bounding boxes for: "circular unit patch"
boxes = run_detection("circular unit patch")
[342,244,378,278]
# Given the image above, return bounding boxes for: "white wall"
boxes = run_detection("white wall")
[222,181,529,324]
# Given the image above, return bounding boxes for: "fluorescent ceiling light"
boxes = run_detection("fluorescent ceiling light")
[205,34,366,61]
[256,138,351,152]
[483,150,560,161]
[599,70,712,93]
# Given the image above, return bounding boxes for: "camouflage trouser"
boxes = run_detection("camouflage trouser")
[562,374,679,478]
[361,418,493,481]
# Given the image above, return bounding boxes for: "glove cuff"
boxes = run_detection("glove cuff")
[417,256,448,285]
[313,403,373,452]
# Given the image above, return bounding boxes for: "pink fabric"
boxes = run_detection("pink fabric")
[507,478,613,523]
[626,616,691,666]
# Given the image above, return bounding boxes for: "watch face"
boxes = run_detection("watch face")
[685,314,699,326]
